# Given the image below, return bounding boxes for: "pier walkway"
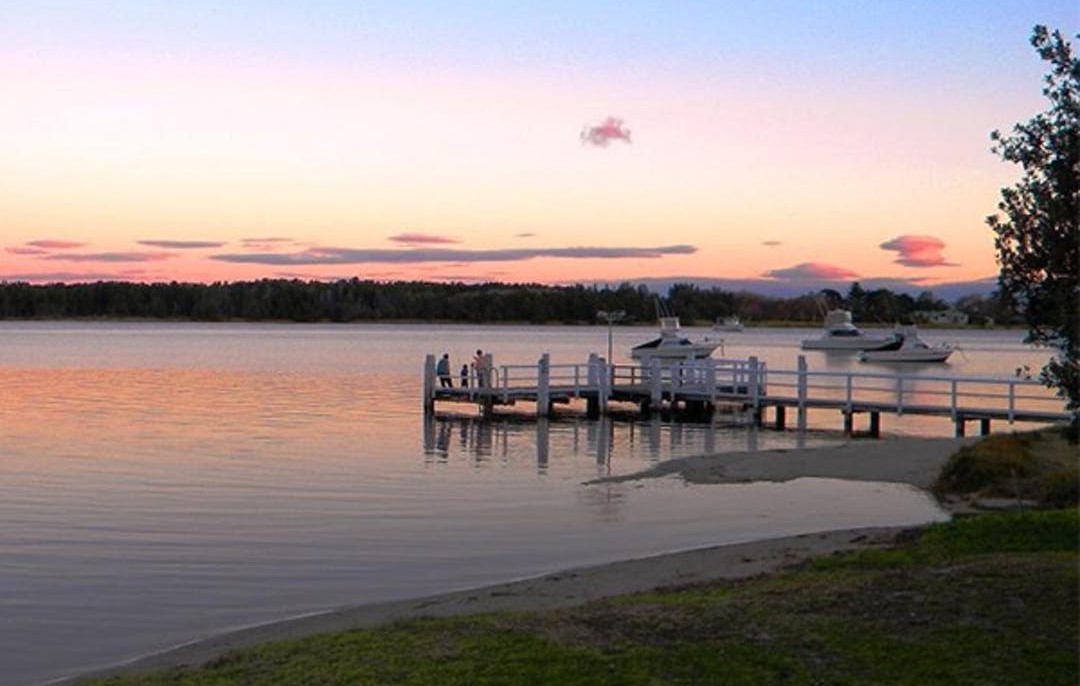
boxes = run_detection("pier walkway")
[423,353,1069,437]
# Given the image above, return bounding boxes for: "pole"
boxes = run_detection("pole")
[597,309,625,365]
[607,320,613,365]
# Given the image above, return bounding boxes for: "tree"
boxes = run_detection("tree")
[987,26,1079,434]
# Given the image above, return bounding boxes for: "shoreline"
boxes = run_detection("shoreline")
[56,435,973,686]
[55,527,915,685]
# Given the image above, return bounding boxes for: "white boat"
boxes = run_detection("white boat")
[800,309,899,351]
[631,316,722,362]
[858,327,953,363]
[713,315,743,332]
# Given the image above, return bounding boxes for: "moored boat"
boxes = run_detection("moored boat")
[713,315,744,332]
[858,326,953,363]
[631,316,722,362]
[801,309,898,351]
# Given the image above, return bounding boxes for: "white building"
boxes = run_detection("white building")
[913,309,970,326]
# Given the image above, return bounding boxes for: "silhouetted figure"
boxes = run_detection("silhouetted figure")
[436,353,452,388]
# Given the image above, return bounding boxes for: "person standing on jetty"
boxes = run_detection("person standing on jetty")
[459,364,470,388]
[473,349,487,388]
[435,353,452,388]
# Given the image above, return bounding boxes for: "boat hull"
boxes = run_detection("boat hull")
[801,335,897,351]
[631,343,721,362]
[859,349,953,363]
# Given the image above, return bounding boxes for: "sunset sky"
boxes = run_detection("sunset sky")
[1,1,1075,289]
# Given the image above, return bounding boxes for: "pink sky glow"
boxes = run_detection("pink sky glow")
[1,2,1072,290]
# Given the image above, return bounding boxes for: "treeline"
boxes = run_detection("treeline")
[0,279,1013,325]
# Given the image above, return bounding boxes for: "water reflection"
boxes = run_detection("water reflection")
[0,324,971,686]
[422,414,817,476]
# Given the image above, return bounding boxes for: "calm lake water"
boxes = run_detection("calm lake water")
[0,322,1054,685]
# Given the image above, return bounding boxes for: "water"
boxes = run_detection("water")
[0,322,1052,685]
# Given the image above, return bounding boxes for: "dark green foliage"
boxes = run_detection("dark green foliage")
[987,26,1080,426]
[0,278,971,326]
[934,429,1080,506]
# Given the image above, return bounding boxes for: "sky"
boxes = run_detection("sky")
[1,1,1076,290]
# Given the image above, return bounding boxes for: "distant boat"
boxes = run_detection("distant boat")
[631,316,722,362]
[800,309,898,351]
[713,315,743,332]
[858,326,954,363]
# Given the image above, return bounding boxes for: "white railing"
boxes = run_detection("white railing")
[761,367,1061,420]
[425,353,1067,423]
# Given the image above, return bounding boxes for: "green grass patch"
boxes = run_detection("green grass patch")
[80,510,1078,686]
[810,507,1079,571]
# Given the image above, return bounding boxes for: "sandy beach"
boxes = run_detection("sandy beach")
[60,435,973,685]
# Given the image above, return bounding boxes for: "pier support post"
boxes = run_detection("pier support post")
[649,358,663,410]
[586,353,602,418]
[586,396,600,419]
[590,355,609,416]
[774,405,786,430]
[955,417,966,437]
[706,359,717,404]
[843,411,854,436]
[536,353,550,417]
[536,417,549,468]
[748,356,761,417]
[980,418,991,435]
[796,355,808,432]
[423,354,436,414]
[869,412,881,438]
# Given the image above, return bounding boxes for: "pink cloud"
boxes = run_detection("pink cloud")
[272,271,351,281]
[879,235,956,267]
[240,237,296,251]
[26,240,87,249]
[388,233,461,246]
[761,240,782,247]
[137,240,226,249]
[40,251,175,263]
[580,117,632,147]
[763,262,859,281]
[5,246,49,255]
[0,270,147,283]
[212,244,695,265]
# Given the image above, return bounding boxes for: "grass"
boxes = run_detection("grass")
[81,509,1078,686]
[934,425,1079,507]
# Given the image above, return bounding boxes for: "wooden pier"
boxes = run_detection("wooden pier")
[423,353,1069,437]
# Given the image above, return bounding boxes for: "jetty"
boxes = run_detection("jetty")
[423,353,1068,437]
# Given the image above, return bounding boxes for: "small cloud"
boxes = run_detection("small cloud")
[240,237,296,251]
[763,262,859,282]
[0,271,141,283]
[879,235,957,267]
[272,271,351,282]
[515,232,536,238]
[761,240,782,247]
[40,251,176,263]
[26,239,87,250]
[581,117,632,147]
[137,240,226,249]
[387,233,461,246]
[428,271,510,283]
[5,246,49,255]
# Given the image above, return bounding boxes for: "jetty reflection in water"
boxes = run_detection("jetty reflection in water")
[422,414,814,475]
